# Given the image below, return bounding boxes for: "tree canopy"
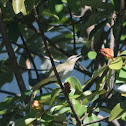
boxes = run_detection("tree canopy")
[0,0,126,125]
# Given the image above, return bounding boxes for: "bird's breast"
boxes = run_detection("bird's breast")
[61,69,72,79]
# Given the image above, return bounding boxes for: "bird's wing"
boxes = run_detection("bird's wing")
[49,64,66,78]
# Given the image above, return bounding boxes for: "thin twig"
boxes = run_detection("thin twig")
[83,115,109,126]
[0,89,21,96]
[33,5,81,125]
[80,106,97,121]
[53,120,75,125]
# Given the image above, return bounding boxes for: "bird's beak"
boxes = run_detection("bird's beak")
[76,53,82,59]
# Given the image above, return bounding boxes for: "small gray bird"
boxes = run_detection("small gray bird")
[32,54,81,91]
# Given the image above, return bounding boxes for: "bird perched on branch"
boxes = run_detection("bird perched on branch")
[32,54,82,91]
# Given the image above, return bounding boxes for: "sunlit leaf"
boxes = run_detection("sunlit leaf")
[64,76,82,94]
[120,50,126,56]
[50,105,63,113]
[82,89,106,105]
[122,112,126,121]
[55,4,64,13]
[25,118,36,125]
[62,0,67,3]
[84,113,100,126]
[88,51,97,59]
[109,100,126,121]
[82,66,108,88]
[116,67,126,84]
[57,107,70,114]
[73,101,87,117]
[12,0,25,14]
[49,88,61,109]
[109,57,123,70]
[20,1,27,15]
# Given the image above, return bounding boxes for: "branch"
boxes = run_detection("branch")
[0,9,27,95]
[115,0,125,56]
[83,115,109,126]
[53,120,75,125]
[0,89,21,96]
[33,5,81,125]
[80,106,97,121]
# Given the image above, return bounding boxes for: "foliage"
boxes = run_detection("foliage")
[0,0,126,126]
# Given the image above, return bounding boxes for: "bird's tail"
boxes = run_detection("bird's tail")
[31,78,50,91]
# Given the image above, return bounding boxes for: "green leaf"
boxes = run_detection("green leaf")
[41,114,54,123]
[37,93,51,105]
[53,114,66,123]
[109,57,123,70]
[1,0,8,7]
[20,1,27,15]
[49,88,61,109]
[116,67,126,84]
[14,119,27,126]
[84,113,100,126]
[64,76,82,94]
[57,107,71,114]
[109,100,126,121]
[50,105,63,113]
[62,0,67,3]
[110,0,120,10]
[14,112,36,126]
[80,11,111,37]
[67,0,81,12]
[81,45,89,60]
[122,112,126,121]
[0,59,13,88]
[82,89,106,105]
[55,4,64,13]
[120,50,126,56]
[73,101,87,117]
[82,66,108,88]
[12,0,25,14]
[88,51,97,59]
[7,21,20,42]
[24,0,34,14]
[89,20,107,40]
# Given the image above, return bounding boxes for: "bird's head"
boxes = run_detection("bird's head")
[66,53,82,65]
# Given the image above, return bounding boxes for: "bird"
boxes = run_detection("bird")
[32,54,82,91]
